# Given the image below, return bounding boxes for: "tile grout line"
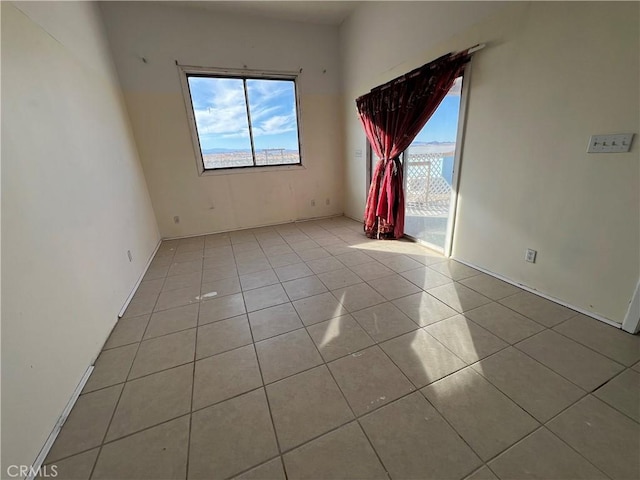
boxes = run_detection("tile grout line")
[541,398,619,480]
[468,335,581,393]
[224,454,284,480]
[587,367,640,425]
[464,344,627,475]
[493,291,575,329]
[541,399,618,479]
[550,323,634,368]
[363,330,493,477]
[185,244,207,480]
[309,329,392,478]
[290,282,406,478]
[468,341,613,435]
[484,423,614,480]
[241,234,285,459]
[275,300,391,476]
[511,340,618,394]
[49,412,193,467]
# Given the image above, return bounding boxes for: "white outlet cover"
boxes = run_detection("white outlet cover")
[525,249,537,263]
[587,133,634,153]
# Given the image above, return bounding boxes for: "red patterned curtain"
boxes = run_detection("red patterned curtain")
[356,50,471,239]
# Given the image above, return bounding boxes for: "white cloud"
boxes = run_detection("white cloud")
[253,114,297,136]
[249,104,280,123]
[448,76,463,96]
[247,79,290,100]
[193,106,248,137]
[190,77,298,139]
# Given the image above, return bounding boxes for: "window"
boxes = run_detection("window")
[180,68,302,172]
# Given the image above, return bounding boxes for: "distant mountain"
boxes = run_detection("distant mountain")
[409,141,456,155]
[411,141,455,146]
[202,147,299,155]
[202,147,239,154]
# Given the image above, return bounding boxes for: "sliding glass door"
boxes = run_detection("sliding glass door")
[403,76,464,252]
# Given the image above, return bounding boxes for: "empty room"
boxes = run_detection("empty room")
[2,1,639,479]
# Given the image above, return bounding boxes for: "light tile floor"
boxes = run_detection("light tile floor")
[44,217,640,480]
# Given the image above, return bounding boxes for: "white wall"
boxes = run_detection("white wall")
[1,1,160,470]
[340,1,639,324]
[100,2,344,238]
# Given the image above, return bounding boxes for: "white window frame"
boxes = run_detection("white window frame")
[178,65,305,176]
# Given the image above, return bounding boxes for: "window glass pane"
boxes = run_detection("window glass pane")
[404,76,462,250]
[246,79,300,166]
[188,76,254,169]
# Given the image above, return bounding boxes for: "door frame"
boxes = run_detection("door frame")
[442,62,472,257]
[402,65,472,256]
[622,279,640,334]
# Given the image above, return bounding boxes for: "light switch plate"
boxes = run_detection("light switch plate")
[587,133,634,153]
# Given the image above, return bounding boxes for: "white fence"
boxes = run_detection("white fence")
[405,152,454,215]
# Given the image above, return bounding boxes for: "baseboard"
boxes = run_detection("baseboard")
[26,366,94,480]
[452,258,622,329]
[163,213,346,241]
[117,238,162,318]
[294,213,346,224]
[343,214,363,224]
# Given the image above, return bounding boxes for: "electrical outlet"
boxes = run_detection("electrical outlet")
[525,248,537,263]
[127,250,133,262]
[326,198,330,205]
[173,216,180,224]
[311,199,316,207]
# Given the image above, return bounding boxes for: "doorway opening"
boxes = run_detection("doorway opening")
[403,75,466,254]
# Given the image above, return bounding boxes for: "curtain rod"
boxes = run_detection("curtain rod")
[468,43,486,54]
[399,43,485,78]
[366,43,485,95]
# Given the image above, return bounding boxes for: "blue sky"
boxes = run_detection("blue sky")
[188,77,300,152]
[413,84,462,144]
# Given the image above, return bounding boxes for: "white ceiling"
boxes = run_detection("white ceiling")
[166,1,359,25]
